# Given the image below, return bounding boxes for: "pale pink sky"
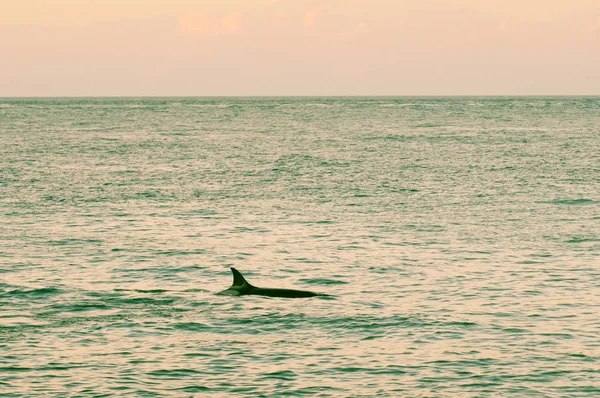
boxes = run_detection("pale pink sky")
[1,0,599,96]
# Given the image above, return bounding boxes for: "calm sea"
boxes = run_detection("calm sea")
[1,97,599,396]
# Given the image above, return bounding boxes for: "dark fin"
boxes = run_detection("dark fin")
[230,267,253,288]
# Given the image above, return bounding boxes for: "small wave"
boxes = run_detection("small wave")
[169,385,210,393]
[0,366,31,372]
[107,296,179,306]
[49,302,113,313]
[292,258,326,264]
[148,368,205,377]
[539,333,574,339]
[172,322,211,331]
[1,287,62,297]
[261,370,297,379]
[114,288,169,294]
[565,237,599,243]
[153,249,206,256]
[46,238,103,246]
[548,198,596,205]
[300,278,348,285]
[326,366,410,375]
[0,316,49,327]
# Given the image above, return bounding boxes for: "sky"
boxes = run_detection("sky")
[1,0,599,96]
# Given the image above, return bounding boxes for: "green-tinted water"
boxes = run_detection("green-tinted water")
[1,97,599,396]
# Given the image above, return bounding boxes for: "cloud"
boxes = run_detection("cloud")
[353,21,367,34]
[303,9,319,27]
[221,12,242,33]
[593,16,600,31]
[177,13,220,36]
[177,11,243,36]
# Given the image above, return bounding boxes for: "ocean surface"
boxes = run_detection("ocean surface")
[1,97,599,397]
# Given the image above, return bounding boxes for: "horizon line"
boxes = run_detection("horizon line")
[2,94,600,99]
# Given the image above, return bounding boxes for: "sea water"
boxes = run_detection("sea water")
[1,97,599,396]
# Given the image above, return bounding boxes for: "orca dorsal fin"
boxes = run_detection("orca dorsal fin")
[230,267,253,288]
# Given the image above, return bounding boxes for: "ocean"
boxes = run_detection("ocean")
[1,97,599,396]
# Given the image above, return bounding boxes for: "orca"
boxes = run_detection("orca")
[217,267,327,298]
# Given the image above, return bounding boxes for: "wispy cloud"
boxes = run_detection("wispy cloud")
[2,0,600,96]
[177,11,243,36]
[303,9,319,28]
[177,13,220,36]
[221,12,242,34]
[592,16,600,32]
[353,21,367,34]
